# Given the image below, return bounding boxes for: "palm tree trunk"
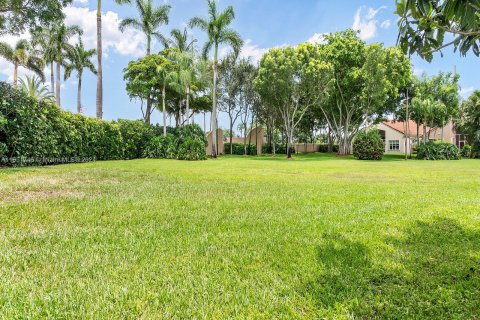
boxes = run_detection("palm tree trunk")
[162,84,167,137]
[77,74,82,113]
[211,45,218,158]
[13,62,18,87]
[186,86,190,125]
[145,95,152,124]
[147,35,151,55]
[56,61,61,107]
[50,63,54,93]
[96,0,103,119]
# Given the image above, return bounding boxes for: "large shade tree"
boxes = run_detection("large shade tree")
[64,40,97,114]
[458,90,480,156]
[254,44,333,159]
[315,30,411,155]
[0,39,44,86]
[0,0,72,35]
[396,0,480,60]
[190,0,243,158]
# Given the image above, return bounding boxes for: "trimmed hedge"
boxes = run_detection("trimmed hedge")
[417,142,461,160]
[225,142,257,155]
[319,144,340,153]
[353,130,385,160]
[0,81,205,166]
[261,144,296,155]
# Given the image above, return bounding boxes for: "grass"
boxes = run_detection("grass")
[0,153,479,319]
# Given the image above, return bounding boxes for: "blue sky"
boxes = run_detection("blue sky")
[1,0,479,129]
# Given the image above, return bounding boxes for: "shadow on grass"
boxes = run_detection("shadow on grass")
[221,153,410,162]
[303,218,480,318]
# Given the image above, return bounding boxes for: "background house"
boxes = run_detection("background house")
[376,120,458,154]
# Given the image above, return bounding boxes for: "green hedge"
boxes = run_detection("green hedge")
[0,81,205,166]
[225,142,257,155]
[461,145,472,158]
[353,130,385,160]
[318,144,340,153]
[417,142,461,160]
[261,144,296,155]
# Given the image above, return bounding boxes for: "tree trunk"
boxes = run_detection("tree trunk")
[203,112,206,132]
[50,62,54,93]
[96,0,103,119]
[56,61,61,107]
[186,87,190,125]
[229,117,233,155]
[211,46,218,158]
[77,75,82,113]
[13,62,18,87]
[147,35,151,55]
[162,84,167,137]
[286,129,293,159]
[145,95,152,124]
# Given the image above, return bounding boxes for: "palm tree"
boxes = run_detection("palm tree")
[119,0,171,55]
[32,27,59,93]
[64,39,97,114]
[0,39,44,86]
[97,0,131,119]
[162,28,197,53]
[190,0,243,158]
[119,0,171,124]
[50,23,82,107]
[19,75,55,102]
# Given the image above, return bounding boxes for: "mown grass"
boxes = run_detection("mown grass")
[0,153,479,319]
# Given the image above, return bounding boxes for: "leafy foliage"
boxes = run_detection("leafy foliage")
[396,0,480,61]
[0,81,205,167]
[461,145,473,158]
[353,130,385,160]
[225,143,256,155]
[177,137,207,161]
[417,142,461,160]
[457,90,480,157]
[143,134,177,159]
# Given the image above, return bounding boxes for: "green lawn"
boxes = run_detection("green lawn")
[1,154,479,319]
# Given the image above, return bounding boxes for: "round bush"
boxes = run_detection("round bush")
[353,130,385,160]
[461,145,472,158]
[144,134,177,159]
[177,137,207,161]
[417,142,461,160]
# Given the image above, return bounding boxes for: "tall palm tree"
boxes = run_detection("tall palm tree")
[119,0,171,124]
[190,0,243,158]
[119,0,171,55]
[32,27,57,93]
[19,75,55,102]
[162,28,197,53]
[50,23,82,107]
[0,39,44,86]
[64,39,97,114]
[97,0,131,119]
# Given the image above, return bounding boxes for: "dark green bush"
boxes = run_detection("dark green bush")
[143,134,177,159]
[225,142,256,155]
[318,144,340,153]
[0,81,204,166]
[461,145,472,158]
[261,144,295,155]
[353,130,385,160]
[417,142,461,160]
[177,137,207,161]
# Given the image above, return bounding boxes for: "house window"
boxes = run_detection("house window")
[389,140,400,151]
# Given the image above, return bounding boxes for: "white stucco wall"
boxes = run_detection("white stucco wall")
[376,123,411,154]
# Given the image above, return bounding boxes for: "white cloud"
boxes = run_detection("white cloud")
[307,33,328,44]
[239,40,269,63]
[413,68,424,76]
[64,6,146,57]
[73,0,88,5]
[352,6,386,40]
[381,20,391,29]
[460,86,474,98]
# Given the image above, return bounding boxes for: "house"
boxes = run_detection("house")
[376,120,458,154]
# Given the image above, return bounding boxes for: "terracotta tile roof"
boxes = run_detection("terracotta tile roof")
[382,120,428,137]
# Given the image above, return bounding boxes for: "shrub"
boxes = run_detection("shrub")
[417,142,461,160]
[174,124,208,146]
[144,134,177,159]
[461,145,472,158]
[177,137,207,161]
[262,144,296,155]
[318,144,340,153]
[226,143,256,155]
[116,119,154,160]
[353,130,385,160]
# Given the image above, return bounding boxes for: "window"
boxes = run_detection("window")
[389,140,400,151]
